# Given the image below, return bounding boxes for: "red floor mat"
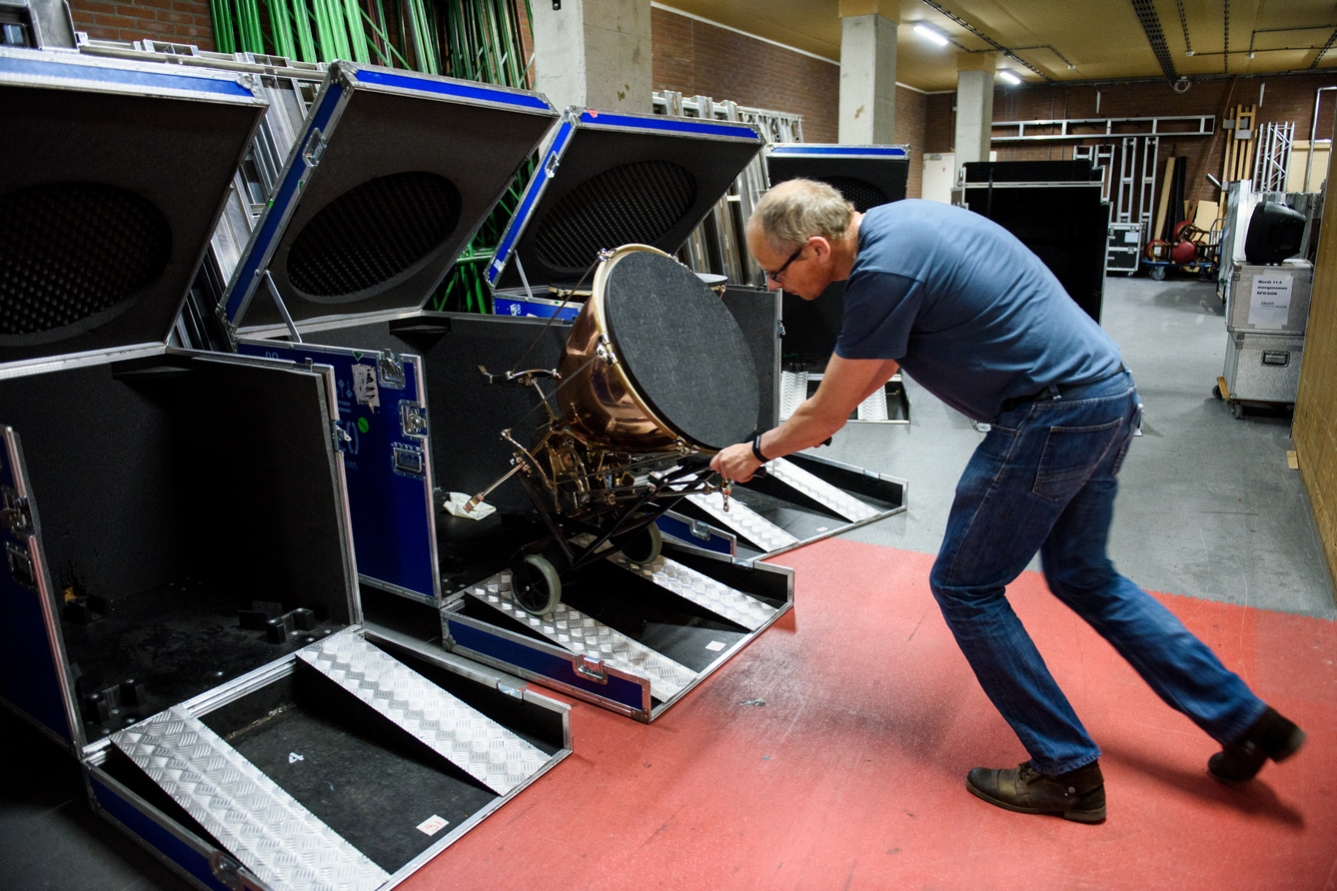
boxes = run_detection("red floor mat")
[407,539,1337,890]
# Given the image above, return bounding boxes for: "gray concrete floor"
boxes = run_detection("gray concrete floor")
[826,274,1337,619]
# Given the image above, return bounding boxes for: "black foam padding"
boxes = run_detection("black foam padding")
[782,280,847,370]
[496,127,761,290]
[0,182,171,335]
[246,79,554,328]
[287,172,462,299]
[0,83,261,363]
[311,313,570,516]
[766,155,909,212]
[603,251,758,450]
[720,286,779,430]
[534,160,696,271]
[960,184,1109,323]
[0,357,354,708]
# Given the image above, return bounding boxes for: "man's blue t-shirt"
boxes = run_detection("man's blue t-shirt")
[835,200,1123,421]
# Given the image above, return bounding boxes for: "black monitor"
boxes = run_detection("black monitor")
[1244,201,1306,264]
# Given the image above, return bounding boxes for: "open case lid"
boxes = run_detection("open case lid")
[0,47,268,371]
[221,61,559,332]
[486,107,763,292]
[961,159,1101,185]
[765,143,911,212]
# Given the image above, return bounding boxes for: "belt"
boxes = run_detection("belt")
[999,365,1127,414]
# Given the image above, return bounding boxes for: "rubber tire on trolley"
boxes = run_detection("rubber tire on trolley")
[1230,402,1244,420]
[1212,384,1222,400]
[513,554,562,616]
[1148,265,1167,281]
[618,522,663,566]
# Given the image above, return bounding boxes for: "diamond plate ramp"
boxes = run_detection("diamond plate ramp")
[465,572,696,702]
[605,553,778,631]
[297,632,545,796]
[766,457,880,522]
[685,492,801,552]
[112,708,390,891]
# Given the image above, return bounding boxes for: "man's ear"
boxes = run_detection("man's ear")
[808,236,832,261]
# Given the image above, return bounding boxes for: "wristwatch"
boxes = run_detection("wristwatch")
[751,432,767,463]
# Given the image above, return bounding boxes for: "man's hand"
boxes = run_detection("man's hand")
[711,442,764,483]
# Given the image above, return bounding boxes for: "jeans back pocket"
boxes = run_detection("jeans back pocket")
[1032,418,1124,502]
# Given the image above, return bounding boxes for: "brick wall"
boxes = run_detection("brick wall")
[651,6,839,144]
[894,84,927,199]
[69,0,215,50]
[651,6,928,198]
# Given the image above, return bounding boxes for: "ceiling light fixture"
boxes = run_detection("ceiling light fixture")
[913,24,950,46]
[998,70,1021,85]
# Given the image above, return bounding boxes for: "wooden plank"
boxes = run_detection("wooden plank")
[1292,150,1337,589]
[1154,156,1175,241]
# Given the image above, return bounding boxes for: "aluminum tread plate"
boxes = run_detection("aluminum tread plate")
[856,390,890,421]
[297,633,545,796]
[112,708,390,891]
[605,553,777,631]
[779,370,807,420]
[466,572,695,701]
[686,493,801,552]
[767,457,880,522]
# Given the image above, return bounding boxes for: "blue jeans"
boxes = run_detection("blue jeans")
[929,370,1266,774]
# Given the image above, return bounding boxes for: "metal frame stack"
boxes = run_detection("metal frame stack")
[1254,121,1295,194]
[653,89,805,287]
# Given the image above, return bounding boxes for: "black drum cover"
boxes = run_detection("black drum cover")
[603,251,759,451]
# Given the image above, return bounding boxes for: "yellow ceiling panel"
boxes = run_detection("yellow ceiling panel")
[656,0,1337,92]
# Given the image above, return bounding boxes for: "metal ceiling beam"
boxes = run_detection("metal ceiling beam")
[917,0,1055,82]
[1129,0,1179,81]
[1311,27,1337,69]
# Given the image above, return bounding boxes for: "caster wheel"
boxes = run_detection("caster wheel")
[1149,266,1166,281]
[619,523,663,566]
[1212,384,1222,400]
[1230,402,1244,420]
[512,554,561,616]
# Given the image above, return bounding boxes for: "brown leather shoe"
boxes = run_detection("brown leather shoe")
[1208,706,1306,783]
[967,760,1106,823]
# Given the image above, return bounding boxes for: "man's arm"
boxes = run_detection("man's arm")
[710,354,900,482]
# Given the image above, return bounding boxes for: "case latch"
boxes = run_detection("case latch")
[5,542,36,591]
[400,401,428,437]
[573,655,607,684]
[302,127,328,168]
[379,350,406,389]
[332,420,352,453]
[1,490,32,536]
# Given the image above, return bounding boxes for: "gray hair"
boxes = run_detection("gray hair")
[750,178,855,253]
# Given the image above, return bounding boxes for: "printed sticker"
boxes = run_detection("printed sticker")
[350,364,381,409]
[1248,274,1293,329]
[705,641,726,652]
[288,753,304,764]
[416,815,450,836]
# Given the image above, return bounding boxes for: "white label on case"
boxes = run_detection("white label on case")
[351,364,381,408]
[417,815,449,836]
[705,641,726,652]
[1248,274,1293,329]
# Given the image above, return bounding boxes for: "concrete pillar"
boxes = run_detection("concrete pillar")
[953,52,997,181]
[838,0,898,145]
[530,0,652,114]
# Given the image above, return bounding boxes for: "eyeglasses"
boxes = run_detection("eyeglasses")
[761,241,807,283]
